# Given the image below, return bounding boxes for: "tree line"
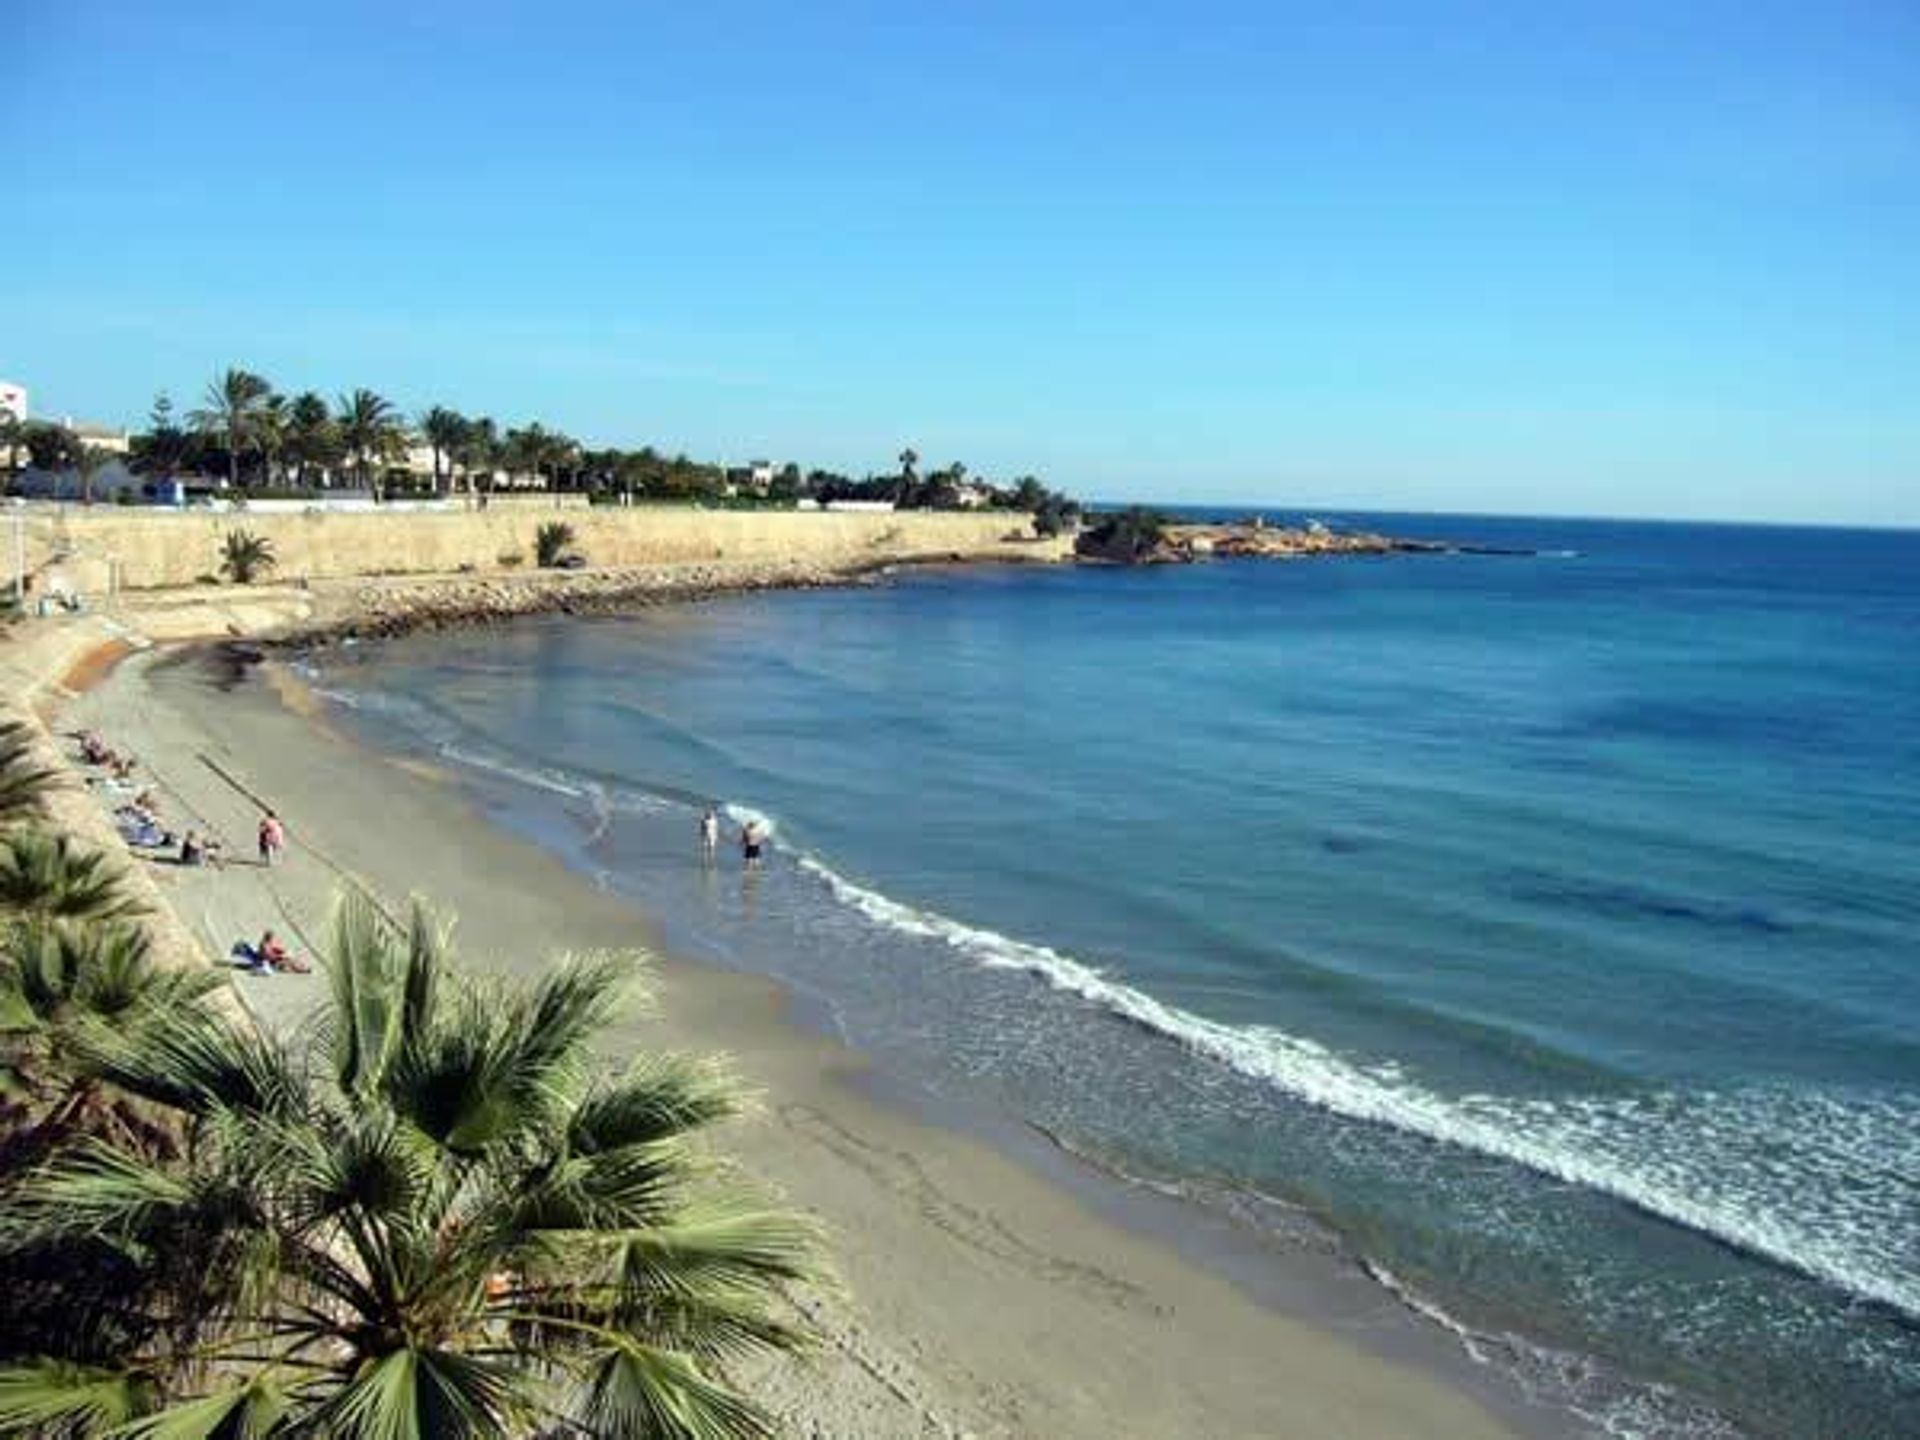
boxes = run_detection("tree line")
[4,366,1083,531]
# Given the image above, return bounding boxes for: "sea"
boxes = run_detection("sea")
[297,512,1920,1438]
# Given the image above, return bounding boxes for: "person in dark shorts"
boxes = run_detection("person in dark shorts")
[740,820,765,867]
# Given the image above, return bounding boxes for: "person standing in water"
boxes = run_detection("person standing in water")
[740,818,765,868]
[699,807,720,859]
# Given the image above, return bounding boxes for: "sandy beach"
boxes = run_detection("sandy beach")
[40,636,1548,1440]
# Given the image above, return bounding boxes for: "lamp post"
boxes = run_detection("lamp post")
[10,499,23,609]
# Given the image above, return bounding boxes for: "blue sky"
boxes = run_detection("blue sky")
[4,1,1917,523]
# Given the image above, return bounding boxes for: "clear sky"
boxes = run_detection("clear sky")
[4,1,1917,523]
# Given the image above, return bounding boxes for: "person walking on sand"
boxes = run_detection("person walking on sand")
[700,806,720,859]
[257,810,286,866]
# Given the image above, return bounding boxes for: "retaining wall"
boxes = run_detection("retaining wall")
[10,507,1044,592]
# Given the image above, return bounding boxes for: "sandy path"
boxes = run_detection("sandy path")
[55,646,1540,1440]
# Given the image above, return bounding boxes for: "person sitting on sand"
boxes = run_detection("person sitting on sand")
[253,930,309,974]
[110,753,138,780]
[180,832,204,866]
[79,731,110,765]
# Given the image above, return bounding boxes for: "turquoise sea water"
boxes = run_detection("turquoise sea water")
[307,515,1920,1438]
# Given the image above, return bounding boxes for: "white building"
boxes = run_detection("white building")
[0,380,25,423]
[68,419,132,456]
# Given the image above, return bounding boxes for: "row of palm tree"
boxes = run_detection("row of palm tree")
[0,712,822,1435]
[175,371,411,498]
[119,366,1085,516]
[150,370,608,501]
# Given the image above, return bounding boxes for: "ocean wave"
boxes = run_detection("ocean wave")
[793,854,1920,1322]
[296,670,1920,1325]
[721,801,779,837]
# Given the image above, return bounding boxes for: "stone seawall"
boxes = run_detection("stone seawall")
[17,506,1051,592]
[279,559,920,645]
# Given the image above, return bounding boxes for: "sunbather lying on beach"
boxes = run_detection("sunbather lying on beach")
[116,805,172,850]
[232,930,310,974]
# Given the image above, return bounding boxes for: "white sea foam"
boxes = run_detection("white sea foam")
[1363,1263,1741,1440]
[721,802,778,837]
[794,852,1920,1322]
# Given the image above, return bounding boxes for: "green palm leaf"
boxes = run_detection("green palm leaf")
[577,1338,772,1440]
[105,1376,290,1440]
[0,885,820,1435]
[0,831,145,923]
[569,1055,740,1153]
[0,1359,150,1435]
[0,720,63,825]
[310,1348,528,1440]
[85,1007,300,1122]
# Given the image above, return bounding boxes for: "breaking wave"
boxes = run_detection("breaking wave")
[792,851,1920,1323]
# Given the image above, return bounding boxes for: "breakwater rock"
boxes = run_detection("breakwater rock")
[277,558,885,648]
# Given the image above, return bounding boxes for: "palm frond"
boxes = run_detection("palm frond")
[399,900,446,1042]
[575,1338,772,1440]
[85,1007,301,1123]
[604,1204,821,1299]
[0,720,63,825]
[105,1375,291,1440]
[497,1144,684,1236]
[0,1138,192,1248]
[569,1056,741,1153]
[0,1358,149,1434]
[326,888,401,1099]
[0,831,146,923]
[308,1348,527,1440]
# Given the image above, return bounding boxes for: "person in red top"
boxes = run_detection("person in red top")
[257,810,287,866]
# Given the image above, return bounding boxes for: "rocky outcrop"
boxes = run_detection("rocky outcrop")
[1166,522,1441,560]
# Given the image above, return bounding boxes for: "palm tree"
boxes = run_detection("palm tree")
[219,530,276,585]
[420,407,467,496]
[0,919,221,1170]
[456,416,499,502]
[284,391,340,489]
[336,389,405,500]
[0,889,819,1437]
[898,447,918,481]
[0,722,62,827]
[188,368,273,491]
[72,444,115,508]
[504,423,554,489]
[255,393,288,488]
[0,832,144,925]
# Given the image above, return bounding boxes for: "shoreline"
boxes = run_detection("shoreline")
[39,632,1566,1439]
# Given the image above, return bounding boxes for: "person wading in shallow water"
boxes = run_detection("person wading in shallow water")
[740,819,765,868]
[700,806,720,860]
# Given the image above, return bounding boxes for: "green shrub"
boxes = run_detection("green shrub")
[534,522,579,568]
[218,530,276,584]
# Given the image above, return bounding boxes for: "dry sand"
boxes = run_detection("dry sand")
[47,641,1550,1440]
